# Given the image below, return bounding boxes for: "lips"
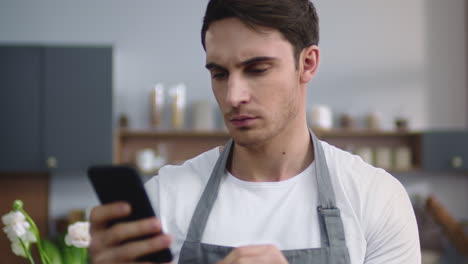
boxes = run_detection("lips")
[229,115,258,127]
[231,115,255,121]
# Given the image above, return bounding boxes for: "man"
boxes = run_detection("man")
[89,0,421,263]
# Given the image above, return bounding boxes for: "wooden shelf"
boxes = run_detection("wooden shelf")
[115,129,230,165]
[119,129,230,138]
[115,128,423,173]
[315,128,423,172]
[313,128,421,137]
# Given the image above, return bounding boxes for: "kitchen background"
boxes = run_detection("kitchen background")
[0,0,467,263]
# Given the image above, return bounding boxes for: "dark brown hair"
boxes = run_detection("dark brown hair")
[201,0,319,64]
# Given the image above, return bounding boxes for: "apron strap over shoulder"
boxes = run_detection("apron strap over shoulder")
[184,139,234,242]
[310,129,337,209]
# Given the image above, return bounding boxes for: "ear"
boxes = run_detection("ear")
[299,45,320,84]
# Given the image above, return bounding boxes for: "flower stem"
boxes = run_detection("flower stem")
[18,207,52,264]
[19,238,35,264]
[81,247,87,264]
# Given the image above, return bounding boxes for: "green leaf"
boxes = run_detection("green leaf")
[42,240,63,264]
[62,245,86,264]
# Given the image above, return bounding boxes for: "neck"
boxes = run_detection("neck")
[229,121,314,182]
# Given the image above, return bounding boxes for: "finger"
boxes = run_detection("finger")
[237,244,273,252]
[102,217,163,246]
[98,233,172,262]
[90,202,131,231]
[218,247,243,264]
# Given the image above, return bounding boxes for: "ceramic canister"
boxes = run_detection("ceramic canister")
[192,100,215,131]
[309,105,333,130]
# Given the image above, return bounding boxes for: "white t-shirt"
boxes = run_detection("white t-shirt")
[145,140,421,263]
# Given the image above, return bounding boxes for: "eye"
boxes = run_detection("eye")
[211,70,228,81]
[248,68,268,74]
[246,64,270,75]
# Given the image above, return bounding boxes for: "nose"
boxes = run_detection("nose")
[225,74,250,108]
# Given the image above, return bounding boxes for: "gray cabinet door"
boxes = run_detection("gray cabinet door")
[43,47,113,172]
[423,131,468,171]
[0,46,44,171]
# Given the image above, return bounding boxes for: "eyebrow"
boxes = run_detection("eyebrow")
[205,56,277,71]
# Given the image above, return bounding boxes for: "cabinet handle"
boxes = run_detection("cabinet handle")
[451,156,463,169]
[47,156,58,169]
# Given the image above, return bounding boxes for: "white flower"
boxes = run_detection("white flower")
[2,210,37,259]
[24,229,36,243]
[2,211,25,225]
[11,241,27,257]
[2,211,36,243]
[2,211,30,238]
[3,226,36,244]
[65,221,90,248]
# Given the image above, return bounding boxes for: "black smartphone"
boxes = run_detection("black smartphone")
[87,165,173,263]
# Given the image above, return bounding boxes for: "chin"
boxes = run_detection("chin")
[228,127,270,148]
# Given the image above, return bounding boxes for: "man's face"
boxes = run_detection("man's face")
[205,18,305,147]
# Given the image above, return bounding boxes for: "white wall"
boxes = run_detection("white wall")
[1,0,466,130]
[0,0,466,225]
[314,1,429,129]
[424,0,468,129]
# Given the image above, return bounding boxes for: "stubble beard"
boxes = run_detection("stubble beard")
[229,89,300,149]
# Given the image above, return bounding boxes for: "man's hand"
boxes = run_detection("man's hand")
[89,202,172,264]
[217,245,288,264]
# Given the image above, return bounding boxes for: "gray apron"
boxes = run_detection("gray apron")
[178,131,351,264]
